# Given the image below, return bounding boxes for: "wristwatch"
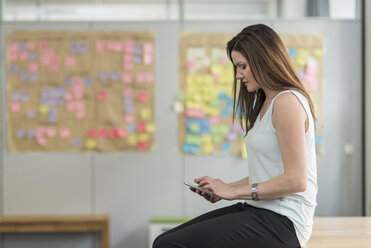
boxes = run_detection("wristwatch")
[251,183,259,201]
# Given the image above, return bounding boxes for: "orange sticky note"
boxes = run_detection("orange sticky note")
[117,128,127,138]
[87,129,97,138]
[97,90,107,101]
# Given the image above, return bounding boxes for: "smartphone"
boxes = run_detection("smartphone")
[184,181,218,198]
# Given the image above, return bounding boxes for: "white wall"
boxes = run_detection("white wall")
[0,19,363,248]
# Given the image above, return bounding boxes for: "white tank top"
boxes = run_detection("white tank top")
[246,89,317,247]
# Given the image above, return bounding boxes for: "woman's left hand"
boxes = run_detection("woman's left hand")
[195,176,236,201]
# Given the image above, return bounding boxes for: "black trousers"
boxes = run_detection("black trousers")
[153,202,301,248]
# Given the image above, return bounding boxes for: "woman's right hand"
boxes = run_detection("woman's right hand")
[189,187,222,203]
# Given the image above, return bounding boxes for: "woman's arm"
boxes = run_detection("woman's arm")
[198,93,308,200]
[227,177,249,187]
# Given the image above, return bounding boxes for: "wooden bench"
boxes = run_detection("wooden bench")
[0,215,109,248]
[306,217,371,248]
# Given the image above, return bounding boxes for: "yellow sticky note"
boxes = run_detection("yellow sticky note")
[203,143,214,154]
[138,133,149,142]
[128,134,138,146]
[85,139,97,149]
[140,108,151,120]
[241,142,247,159]
[314,48,323,59]
[213,135,223,143]
[39,105,49,115]
[146,123,156,133]
[189,123,200,132]
[202,135,212,145]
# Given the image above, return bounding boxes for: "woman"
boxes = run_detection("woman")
[153,24,317,248]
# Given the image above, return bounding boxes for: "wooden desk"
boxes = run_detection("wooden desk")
[306,217,371,248]
[0,215,109,248]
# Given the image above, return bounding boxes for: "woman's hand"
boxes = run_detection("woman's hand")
[189,187,222,203]
[194,176,236,201]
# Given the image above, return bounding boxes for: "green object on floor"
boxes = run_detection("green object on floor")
[150,217,193,223]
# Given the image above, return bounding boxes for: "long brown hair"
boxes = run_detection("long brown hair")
[226,24,316,135]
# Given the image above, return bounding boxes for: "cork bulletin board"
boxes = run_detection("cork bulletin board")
[7,30,155,152]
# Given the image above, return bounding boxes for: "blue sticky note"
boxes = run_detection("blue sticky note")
[21,93,30,102]
[221,108,230,118]
[10,65,19,74]
[222,142,231,152]
[127,124,136,133]
[186,118,211,135]
[134,44,142,54]
[288,48,297,58]
[182,143,200,154]
[26,110,36,118]
[48,108,58,123]
[124,97,133,105]
[133,55,142,63]
[80,44,88,53]
[125,105,134,113]
[20,71,28,81]
[18,42,26,51]
[64,78,73,86]
[315,135,323,144]
[218,92,228,101]
[30,72,39,82]
[27,129,36,139]
[226,98,234,109]
[12,92,21,101]
[84,78,92,87]
[72,137,82,147]
[100,72,109,81]
[16,129,26,138]
[110,71,120,81]
[28,51,37,60]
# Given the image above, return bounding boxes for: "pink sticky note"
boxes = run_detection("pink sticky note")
[64,92,72,101]
[143,54,152,65]
[113,42,123,52]
[117,128,127,138]
[108,129,118,138]
[12,100,24,110]
[124,61,134,70]
[122,72,132,83]
[136,122,146,132]
[65,56,76,67]
[96,41,105,52]
[106,41,115,51]
[9,43,18,52]
[36,126,46,137]
[10,102,21,112]
[19,51,28,61]
[186,108,205,118]
[99,128,107,138]
[59,128,71,138]
[87,129,97,138]
[37,136,47,145]
[66,101,75,112]
[49,63,59,73]
[143,43,153,54]
[97,90,107,101]
[210,115,220,124]
[218,57,228,65]
[123,87,133,97]
[41,55,50,65]
[47,127,57,137]
[27,42,36,51]
[74,101,85,111]
[186,60,195,69]
[28,62,39,72]
[75,110,86,119]
[8,52,18,62]
[137,141,148,150]
[39,41,48,50]
[138,91,148,102]
[73,79,84,99]
[136,73,145,83]
[145,72,154,83]
[124,39,134,53]
[125,114,135,123]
